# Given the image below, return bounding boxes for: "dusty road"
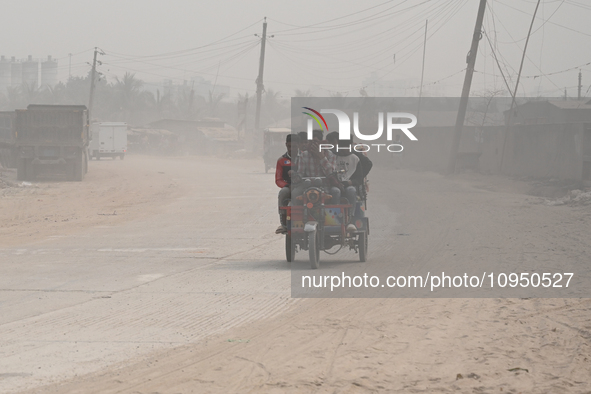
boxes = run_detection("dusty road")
[1,155,590,393]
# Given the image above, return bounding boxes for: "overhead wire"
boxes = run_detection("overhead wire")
[269,0,433,35]
[265,0,463,88]
[104,19,264,60]
[495,0,591,38]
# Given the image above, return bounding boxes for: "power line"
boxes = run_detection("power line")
[105,19,263,60]
[521,61,591,79]
[495,0,591,38]
[269,0,433,35]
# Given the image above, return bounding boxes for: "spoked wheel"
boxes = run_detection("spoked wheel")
[358,231,368,262]
[308,230,320,269]
[285,234,296,262]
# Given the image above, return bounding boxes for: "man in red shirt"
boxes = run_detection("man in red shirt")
[275,134,298,234]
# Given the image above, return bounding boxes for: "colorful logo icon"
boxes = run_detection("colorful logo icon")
[302,107,328,131]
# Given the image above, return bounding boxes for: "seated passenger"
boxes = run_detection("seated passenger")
[275,134,298,234]
[335,138,361,206]
[291,129,341,205]
[334,138,369,232]
[328,132,372,198]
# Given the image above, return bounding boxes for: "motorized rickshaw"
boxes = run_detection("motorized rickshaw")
[281,177,369,269]
[263,127,291,173]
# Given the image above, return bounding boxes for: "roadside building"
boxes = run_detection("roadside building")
[145,118,240,155]
[502,100,591,183]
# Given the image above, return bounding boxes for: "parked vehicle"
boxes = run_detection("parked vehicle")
[0,111,17,168]
[89,122,127,160]
[15,104,89,181]
[281,177,369,269]
[263,127,291,173]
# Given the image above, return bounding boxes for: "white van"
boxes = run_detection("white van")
[89,122,127,160]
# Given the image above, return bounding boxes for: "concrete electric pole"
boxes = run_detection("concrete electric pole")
[88,48,99,124]
[578,70,582,100]
[254,18,268,135]
[447,0,487,174]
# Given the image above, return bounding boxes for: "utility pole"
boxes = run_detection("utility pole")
[417,19,428,120]
[88,47,98,124]
[254,18,268,136]
[578,70,582,100]
[446,0,486,174]
[498,0,541,172]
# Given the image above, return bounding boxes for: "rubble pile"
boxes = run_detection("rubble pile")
[544,189,591,206]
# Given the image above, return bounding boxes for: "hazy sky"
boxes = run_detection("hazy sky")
[3,0,590,99]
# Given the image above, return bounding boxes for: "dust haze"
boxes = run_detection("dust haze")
[1,1,591,393]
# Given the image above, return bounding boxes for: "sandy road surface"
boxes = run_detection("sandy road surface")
[1,155,590,393]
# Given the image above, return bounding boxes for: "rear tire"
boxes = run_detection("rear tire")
[308,231,320,269]
[285,235,295,262]
[358,231,368,262]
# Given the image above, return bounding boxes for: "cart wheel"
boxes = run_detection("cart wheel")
[308,231,320,269]
[285,235,295,262]
[358,231,368,262]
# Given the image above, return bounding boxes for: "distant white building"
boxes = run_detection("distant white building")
[0,55,57,93]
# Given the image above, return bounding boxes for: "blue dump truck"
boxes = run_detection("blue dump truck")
[15,105,89,181]
[0,111,17,169]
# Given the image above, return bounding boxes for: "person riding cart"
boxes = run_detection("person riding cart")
[334,138,362,232]
[291,129,341,206]
[275,134,299,234]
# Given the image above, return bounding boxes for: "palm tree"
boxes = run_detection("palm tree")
[40,83,67,104]
[154,89,174,118]
[20,82,43,105]
[114,72,144,121]
[4,86,22,110]
[207,90,225,118]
